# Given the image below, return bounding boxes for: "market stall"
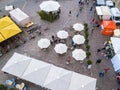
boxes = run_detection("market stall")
[9,8,33,27]
[101,20,116,35]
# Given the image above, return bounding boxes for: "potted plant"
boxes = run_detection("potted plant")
[87,60,92,69]
[86,51,91,58]
[10,88,14,90]
[0,84,6,90]
[86,45,90,50]
[84,23,88,28]
[85,39,89,44]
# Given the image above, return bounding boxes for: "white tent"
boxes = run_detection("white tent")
[111,53,120,72]
[39,1,60,12]
[2,53,32,77]
[114,29,120,37]
[69,73,96,90]
[9,8,31,27]
[110,37,120,54]
[96,6,111,20]
[43,65,73,90]
[22,59,51,86]
[2,53,96,90]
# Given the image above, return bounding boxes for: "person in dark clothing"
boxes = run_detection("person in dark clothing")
[96,59,102,64]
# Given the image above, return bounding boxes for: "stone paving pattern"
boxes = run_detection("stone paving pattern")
[0,0,119,90]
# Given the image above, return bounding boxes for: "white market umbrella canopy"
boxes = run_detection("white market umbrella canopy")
[54,43,68,54]
[57,30,69,39]
[39,1,60,12]
[73,23,84,31]
[114,29,120,37]
[72,35,85,45]
[72,49,86,61]
[38,38,51,49]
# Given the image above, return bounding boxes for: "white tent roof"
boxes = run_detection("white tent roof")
[44,65,72,90]
[22,59,51,86]
[2,53,31,77]
[110,37,120,54]
[2,52,96,90]
[111,53,120,71]
[69,73,96,90]
[96,6,111,16]
[9,8,29,22]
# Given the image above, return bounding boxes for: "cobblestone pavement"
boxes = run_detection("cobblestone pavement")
[0,0,119,90]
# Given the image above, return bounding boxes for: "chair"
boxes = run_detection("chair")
[23,87,27,90]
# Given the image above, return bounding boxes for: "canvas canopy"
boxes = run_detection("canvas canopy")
[39,1,60,12]
[111,52,120,72]
[101,20,116,36]
[2,53,96,90]
[9,8,31,27]
[0,16,22,43]
[110,37,120,54]
[114,29,120,37]
[96,6,111,20]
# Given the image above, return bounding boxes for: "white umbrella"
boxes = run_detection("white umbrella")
[73,23,84,31]
[114,29,120,37]
[38,38,51,49]
[54,43,68,54]
[39,1,60,12]
[72,49,86,61]
[72,35,85,45]
[57,30,69,39]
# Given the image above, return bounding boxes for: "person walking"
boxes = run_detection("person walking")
[99,71,104,77]
[66,55,71,64]
[69,10,71,16]
[96,59,102,64]
[90,6,93,12]
[104,68,110,73]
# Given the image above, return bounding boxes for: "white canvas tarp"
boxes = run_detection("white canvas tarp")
[111,53,120,71]
[96,6,111,20]
[2,53,96,90]
[110,37,120,54]
[9,8,30,27]
[2,53,32,77]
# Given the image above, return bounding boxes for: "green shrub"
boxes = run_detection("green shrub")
[84,27,89,32]
[87,60,92,65]
[85,32,89,36]
[86,45,90,50]
[85,35,88,39]
[10,88,14,90]
[85,39,89,44]
[84,23,88,28]
[86,52,91,58]
[0,84,5,90]
[37,11,58,22]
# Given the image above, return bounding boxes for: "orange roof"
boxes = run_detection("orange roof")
[102,20,116,30]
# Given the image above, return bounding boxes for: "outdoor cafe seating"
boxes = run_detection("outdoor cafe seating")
[5,78,16,88]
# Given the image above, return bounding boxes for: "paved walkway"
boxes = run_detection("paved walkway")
[0,0,119,90]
